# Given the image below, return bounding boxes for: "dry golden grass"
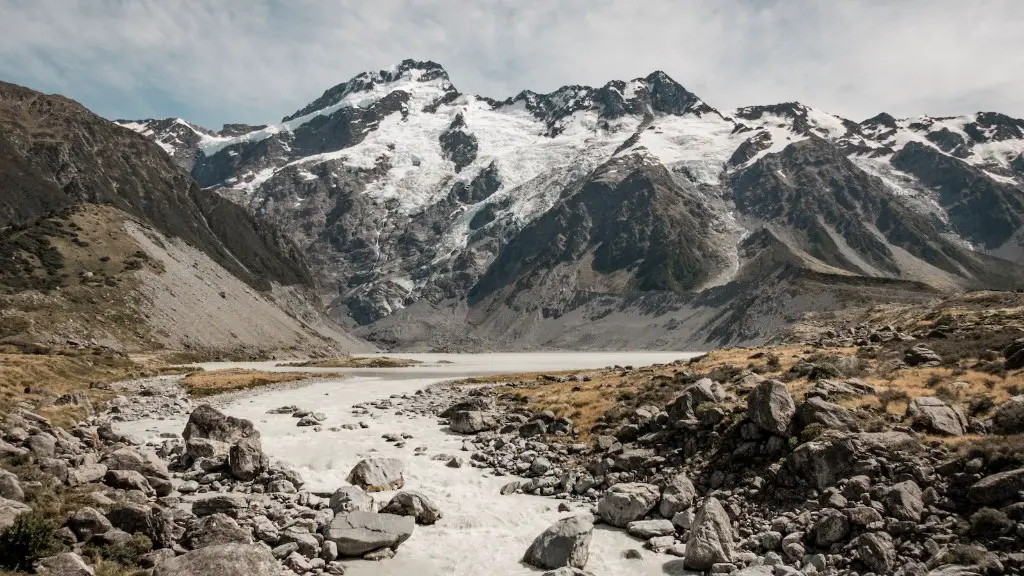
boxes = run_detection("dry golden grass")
[180,368,341,397]
[283,356,421,368]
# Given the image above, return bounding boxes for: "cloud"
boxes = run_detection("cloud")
[1,0,1022,127]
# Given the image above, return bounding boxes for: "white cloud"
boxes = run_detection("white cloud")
[1,0,1022,127]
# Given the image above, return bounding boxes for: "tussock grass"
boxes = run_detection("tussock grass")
[180,368,341,397]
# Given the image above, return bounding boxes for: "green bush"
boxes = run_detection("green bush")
[800,422,828,443]
[0,511,62,570]
[969,507,1013,537]
[89,533,152,567]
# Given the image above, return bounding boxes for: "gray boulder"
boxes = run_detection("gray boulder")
[906,396,967,436]
[183,405,259,444]
[969,467,1024,505]
[658,472,696,518]
[668,379,719,420]
[884,480,924,521]
[104,469,154,495]
[811,508,850,546]
[626,519,675,538]
[855,532,896,573]
[0,496,31,531]
[192,493,249,517]
[684,497,734,570]
[101,447,169,479]
[67,463,107,487]
[381,491,443,525]
[184,513,252,549]
[795,397,858,431]
[346,458,405,492]
[597,483,660,528]
[904,345,941,366]
[993,395,1024,434]
[324,511,415,556]
[541,569,595,576]
[449,411,497,434]
[153,543,279,576]
[228,436,268,481]
[36,552,94,576]
[747,379,795,436]
[0,470,24,501]
[185,438,230,461]
[329,485,375,514]
[523,514,594,570]
[68,507,113,541]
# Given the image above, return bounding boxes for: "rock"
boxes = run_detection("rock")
[26,433,56,457]
[993,395,1024,434]
[500,481,521,495]
[811,508,849,546]
[626,519,675,538]
[381,491,443,525]
[363,547,395,561]
[68,507,113,540]
[658,472,696,518]
[329,485,375,514]
[36,552,94,575]
[668,379,719,420]
[139,548,176,568]
[905,345,941,366]
[185,513,252,549]
[280,527,321,558]
[228,436,268,481]
[597,483,660,528]
[855,532,896,573]
[0,496,31,531]
[101,447,170,479]
[884,480,925,521]
[324,511,415,556]
[541,569,595,576]
[788,436,858,490]
[672,509,695,531]
[183,405,260,444]
[747,380,795,436]
[795,397,858,431]
[969,467,1024,505]
[185,438,230,461]
[153,543,279,576]
[684,497,734,571]
[520,420,548,438]
[347,458,405,492]
[0,470,24,501]
[296,415,319,427]
[104,469,154,494]
[67,463,107,487]
[320,540,339,562]
[523,514,594,570]
[906,396,968,436]
[191,493,249,517]
[449,411,497,434]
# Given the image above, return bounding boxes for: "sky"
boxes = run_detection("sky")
[1,0,1022,129]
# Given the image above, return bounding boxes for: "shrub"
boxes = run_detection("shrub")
[807,363,844,381]
[89,533,152,567]
[765,353,782,372]
[800,422,828,442]
[878,389,910,412]
[926,374,945,388]
[967,393,996,416]
[934,384,958,404]
[969,508,1013,537]
[0,511,62,570]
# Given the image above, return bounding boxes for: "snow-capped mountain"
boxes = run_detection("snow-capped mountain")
[119,59,1024,350]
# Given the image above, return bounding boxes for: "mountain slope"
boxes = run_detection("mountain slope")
[121,60,1024,350]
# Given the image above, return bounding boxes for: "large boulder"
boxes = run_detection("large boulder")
[329,485,375,514]
[324,511,415,556]
[993,395,1024,434]
[104,469,154,495]
[684,497,734,570]
[191,493,250,517]
[380,491,443,525]
[228,437,268,481]
[523,514,594,570]
[0,497,31,531]
[1004,338,1024,369]
[667,379,719,420]
[183,405,259,444]
[67,463,107,487]
[788,436,858,490]
[67,507,113,541]
[904,345,941,366]
[884,480,925,521]
[449,411,497,434]
[747,379,795,436]
[346,458,405,492]
[101,447,169,479]
[184,513,252,549]
[969,467,1024,505]
[658,472,697,518]
[906,396,967,436]
[811,508,850,546]
[36,552,94,576]
[597,483,660,528]
[0,470,24,501]
[795,397,858,431]
[153,543,279,576]
[854,532,896,573]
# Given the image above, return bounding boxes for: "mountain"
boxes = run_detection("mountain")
[0,80,368,355]
[120,59,1024,350]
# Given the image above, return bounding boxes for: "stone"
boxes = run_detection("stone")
[36,552,94,576]
[672,509,695,531]
[191,493,249,517]
[684,497,734,571]
[658,472,697,518]
[280,527,321,558]
[347,458,405,492]
[846,505,883,526]
[104,469,154,495]
[597,483,660,528]
[520,420,548,438]
[26,433,56,457]
[811,508,849,546]
[626,519,675,538]
[449,411,497,434]
[668,379,719,420]
[904,345,941,366]
[788,436,858,490]
[329,485,375,514]
[320,540,339,562]
[993,395,1024,434]
[183,405,259,444]
[139,548,177,568]
[0,470,24,501]
[969,467,1024,505]
[884,480,925,521]
[381,490,443,525]
[68,507,113,540]
[541,569,594,576]
[906,396,968,436]
[228,436,268,481]
[523,514,594,570]
[185,438,230,461]
[747,380,796,436]
[185,513,252,549]
[153,543,279,576]
[101,447,169,479]
[324,511,415,556]
[67,463,107,487]
[795,397,858,431]
[855,532,896,573]
[0,496,31,531]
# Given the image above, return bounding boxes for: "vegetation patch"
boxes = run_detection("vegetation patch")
[283,356,422,368]
[180,368,340,397]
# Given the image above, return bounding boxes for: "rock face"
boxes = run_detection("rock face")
[906,396,967,436]
[993,395,1024,434]
[346,458,406,492]
[684,497,734,570]
[597,483,660,528]
[523,514,594,570]
[747,379,796,436]
[153,543,280,576]
[449,411,497,434]
[183,405,260,444]
[324,511,415,556]
[380,491,443,525]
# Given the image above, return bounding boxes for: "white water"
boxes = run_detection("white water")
[117,352,699,575]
